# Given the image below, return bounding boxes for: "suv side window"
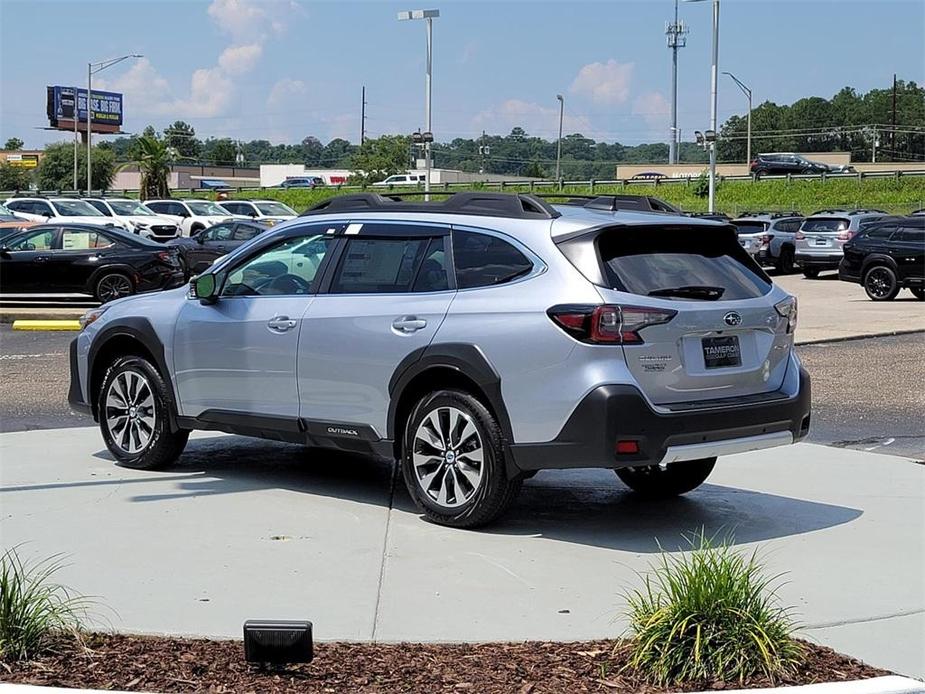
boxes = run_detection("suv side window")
[147,201,167,214]
[330,237,430,294]
[203,223,234,241]
[222,234,334,296]
[898,226,925,243]
[33,201,54,216]
[453,229,533,289]
[87,200,112,216]
[863,224,897,240]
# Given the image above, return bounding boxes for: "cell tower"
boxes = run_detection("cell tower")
[666,0,689,165]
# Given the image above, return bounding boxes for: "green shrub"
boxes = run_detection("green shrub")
[624,532,802,686]
[0,547,90,661]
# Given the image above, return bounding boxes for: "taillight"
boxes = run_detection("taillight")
[548,304,677,344]
[794,231,805,240]
[774,296,798,334]
[157,251,172,262]
[759,233,774,247]
[836,230,854,241]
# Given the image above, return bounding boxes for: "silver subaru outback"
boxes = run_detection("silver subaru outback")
[69,192,811,528]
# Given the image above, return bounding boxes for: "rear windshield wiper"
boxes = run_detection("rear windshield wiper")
[647,285,725,300]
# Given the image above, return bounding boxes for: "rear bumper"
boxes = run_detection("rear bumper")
[795,252,842,270]
[508,367,811,472]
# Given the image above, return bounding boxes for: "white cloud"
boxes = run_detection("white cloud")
[472,99,594,138]
[267,78,306,108]
[219,43,263,75]
[632,90,670,129]
[570,60,634,105]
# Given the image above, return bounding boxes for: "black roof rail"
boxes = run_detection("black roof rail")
[300,191,560,219]
[539,193,681,214]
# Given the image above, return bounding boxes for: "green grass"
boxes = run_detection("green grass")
[0,547,91,662]
[623,532,802,687]
[196,175,925,216]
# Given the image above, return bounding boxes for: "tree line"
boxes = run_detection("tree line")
[1,78,921,191]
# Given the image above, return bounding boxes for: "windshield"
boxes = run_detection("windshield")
[52,199,103,216]
[186,201,227,216]
[108,200,155,216]
[802,218,849,232]
[255,202,296,216]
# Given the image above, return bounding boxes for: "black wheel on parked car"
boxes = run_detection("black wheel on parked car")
[863,265,899,301]
[98,356,189,470]
[910,288,924,300]
[802,268,820,279]
[95,272,134,303]
[615,457,716,498]
[401,389,521,528]
[775,246,796,274]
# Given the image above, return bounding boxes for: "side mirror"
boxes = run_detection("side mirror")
[196,234,205,245]
[190,273,218,305]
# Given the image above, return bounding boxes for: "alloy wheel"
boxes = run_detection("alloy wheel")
[865,267,893,299]
[412,406,484,508]
[105,371,156,454]
[98,275,133,302]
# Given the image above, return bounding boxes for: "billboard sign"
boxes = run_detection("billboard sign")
[46,85,123,130]
[5,154,39,168]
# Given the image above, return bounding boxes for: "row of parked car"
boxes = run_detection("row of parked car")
[0,194,922,304]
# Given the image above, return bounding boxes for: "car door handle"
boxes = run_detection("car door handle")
[267,316,297,332]
[392,316,427,333]
[34,256,49,263]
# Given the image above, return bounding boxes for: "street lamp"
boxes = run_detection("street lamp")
[723,71,752,166]
[555,94,564,181]
[398,9,438,200]
[684,0,719,213]
[87,54,142,193]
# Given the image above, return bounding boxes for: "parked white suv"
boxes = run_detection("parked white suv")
[4,197,119,227]
[218,199,297,224]
[372,173,427,187]
[83,198,179,241]
[145,199,241,237]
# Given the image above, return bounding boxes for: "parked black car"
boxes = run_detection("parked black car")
[0,223,184,302]
[839,216,925,301]
[750,153,853,178]
[168,219,275,278]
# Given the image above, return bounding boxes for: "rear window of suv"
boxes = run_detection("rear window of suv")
[801,217,848,232]
[596,227,771,300]
[732,221,767,234]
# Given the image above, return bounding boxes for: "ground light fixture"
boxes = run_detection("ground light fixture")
[243,620,313,664]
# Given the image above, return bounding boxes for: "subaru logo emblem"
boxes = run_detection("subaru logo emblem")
[723,312,742,326]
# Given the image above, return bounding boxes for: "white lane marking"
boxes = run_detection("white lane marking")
[864,437,895,451]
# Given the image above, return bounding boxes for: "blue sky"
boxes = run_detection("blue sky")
[2,0,923,149]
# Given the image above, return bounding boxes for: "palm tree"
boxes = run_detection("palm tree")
[119,135,171,200]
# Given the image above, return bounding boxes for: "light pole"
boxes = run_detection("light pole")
[685,0,719,213]
[86,54,142,193]
[723,71,752,165]
[398,9,438,199]
[666,0,689,165]
[555,94,564,181]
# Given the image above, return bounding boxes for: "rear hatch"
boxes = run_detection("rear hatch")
[799,217,849,250]
[565,224,794,406]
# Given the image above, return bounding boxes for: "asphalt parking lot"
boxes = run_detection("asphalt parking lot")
[2,323,922,459]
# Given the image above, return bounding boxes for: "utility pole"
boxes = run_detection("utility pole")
[73,87,79,190]
[891,73,897,159]
[360,85,367,144]
[555,94,564,181]
[666,0,688,165]
[478,130,489,174]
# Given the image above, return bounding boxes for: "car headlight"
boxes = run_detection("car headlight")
[134,221,150,229]
[79,306,109,330]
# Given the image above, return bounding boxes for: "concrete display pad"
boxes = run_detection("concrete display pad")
[1,428,922,678]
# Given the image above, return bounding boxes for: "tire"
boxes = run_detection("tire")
[863,265,899,301]
[98,355,189,470]
[911,288,925,300]
[95,272,134,303]
[802,268,820,279]
[615,458,716,499]
[401,389,521,528]
[775,246,796,274]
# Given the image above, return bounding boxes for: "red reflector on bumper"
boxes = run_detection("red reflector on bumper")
[616,440,639,455]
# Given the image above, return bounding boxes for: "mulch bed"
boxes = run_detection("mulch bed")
[1,633,889,693]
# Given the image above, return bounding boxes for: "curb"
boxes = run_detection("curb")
[1,310,86,324]
[0,676,922,694]
[691,677,925,693]
[796,329,925,346]
[11,320,81,331]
